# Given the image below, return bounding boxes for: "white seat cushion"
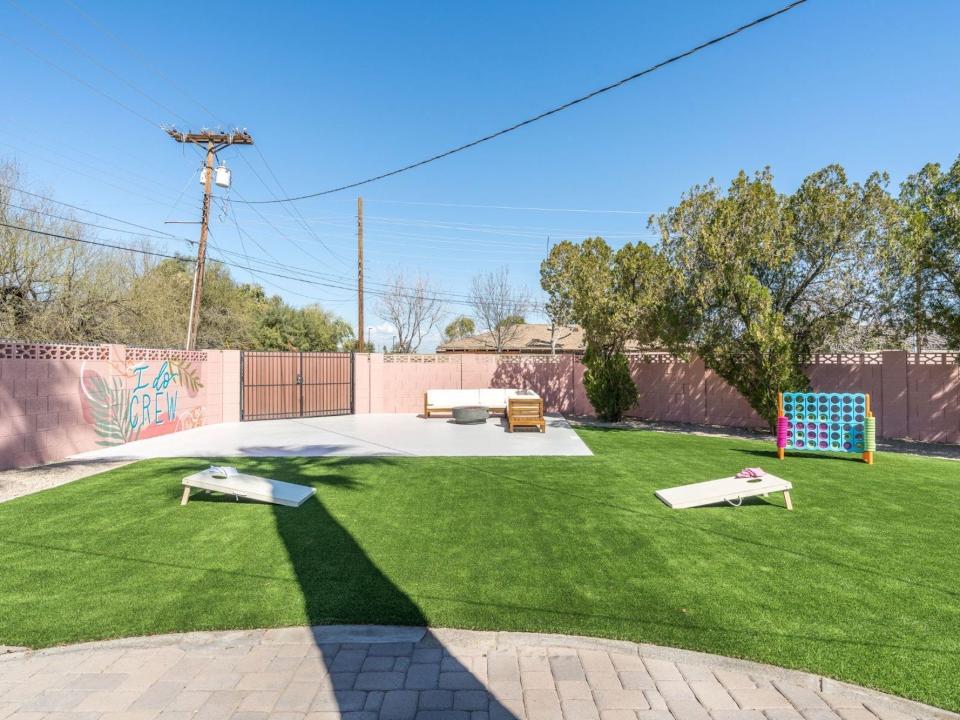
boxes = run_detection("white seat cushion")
[428,388,539,410]
[478,388,513,407]
[427,389,479,408]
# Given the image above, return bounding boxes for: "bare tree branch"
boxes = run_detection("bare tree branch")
[469,266,530,353]
[376,273,446,353]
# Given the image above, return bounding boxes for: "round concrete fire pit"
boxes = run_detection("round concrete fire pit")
[452,406,488,424]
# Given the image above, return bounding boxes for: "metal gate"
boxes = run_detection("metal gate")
[240,351,353,421]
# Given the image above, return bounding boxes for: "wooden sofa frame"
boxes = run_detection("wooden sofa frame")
[423,391,510,419]
[507,397,545,433]
[423,398,506,419]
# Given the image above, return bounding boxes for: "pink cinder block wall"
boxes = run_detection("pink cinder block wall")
[4,345,957,470]
[356,350,960,444]
[0,343,241,470]
[354,354,581,415]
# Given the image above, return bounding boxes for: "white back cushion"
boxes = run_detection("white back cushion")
[478,388,512,406]
[427,389,479,407]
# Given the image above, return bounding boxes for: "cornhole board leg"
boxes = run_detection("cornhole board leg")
[181,471,316,507]
[655,474,793,510]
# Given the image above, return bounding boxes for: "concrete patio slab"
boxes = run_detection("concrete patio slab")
[68,412,592,462]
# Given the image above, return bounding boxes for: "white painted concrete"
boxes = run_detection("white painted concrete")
[68,413,592,461]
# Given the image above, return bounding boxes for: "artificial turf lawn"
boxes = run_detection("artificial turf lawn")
[1,428,958,710]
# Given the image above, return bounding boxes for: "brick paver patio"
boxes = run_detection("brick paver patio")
[0,626,954,720]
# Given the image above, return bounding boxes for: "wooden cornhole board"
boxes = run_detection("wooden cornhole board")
[181,468,315,507]
[655,474,793,510]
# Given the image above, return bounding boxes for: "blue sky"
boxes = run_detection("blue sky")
[1,1,958,350]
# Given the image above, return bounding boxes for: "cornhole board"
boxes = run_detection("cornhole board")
[655,474,793,510]
[181,468,315,507]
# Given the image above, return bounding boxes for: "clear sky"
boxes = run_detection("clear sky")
[1,1,958,350]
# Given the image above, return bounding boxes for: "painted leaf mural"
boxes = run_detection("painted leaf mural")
[81,373,141,447]
[80,357,206,446]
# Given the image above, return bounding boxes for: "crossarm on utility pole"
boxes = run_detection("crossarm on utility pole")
[165,127,254,350]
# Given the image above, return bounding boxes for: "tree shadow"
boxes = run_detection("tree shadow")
[263,462,520,720]
[491,358,574,414]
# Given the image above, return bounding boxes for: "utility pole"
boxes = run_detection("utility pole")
[357,195,365,352]
[165,128,254,350]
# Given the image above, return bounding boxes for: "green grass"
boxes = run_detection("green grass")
[1,428,958,710]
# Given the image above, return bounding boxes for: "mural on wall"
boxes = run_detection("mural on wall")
[80,358,204,446]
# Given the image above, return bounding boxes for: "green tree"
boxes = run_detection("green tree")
[654,165,890,427]
[541,238,666,421]
[443,315,475,342]
[582,347,637,423]
[255,301,353,351]
[125,259,265,349]
[540,243,575,354]
[882,156,960,350]
[495,314,525,329]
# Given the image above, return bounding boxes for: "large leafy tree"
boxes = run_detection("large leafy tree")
[654,165,890,427]
[255,300,353,351]
[881,156,960,350]
[541,238,666,420]
[127,259,353,351]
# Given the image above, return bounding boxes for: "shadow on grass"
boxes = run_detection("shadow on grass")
[733,448,867,464]
[254,458,520,719]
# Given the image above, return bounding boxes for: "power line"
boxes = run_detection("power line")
[233,1,809,204]
[0,125,189,197]
[365,199,659,215]
[52,2,351,272]
[0,221,188,260]
[205,231,348,304]
[232,146,349,266]
[0,220,490,306]
[8,0,193,126]
[180,136,350,270]
[2,184,491,304]
[0,183,191,239]
[0,28,159,128]
[223,205,482,302]
[2,201,192,244]
[62,0,222,124]
[0,139,197,209]
[251,143,349,263]
[230,184,351,269]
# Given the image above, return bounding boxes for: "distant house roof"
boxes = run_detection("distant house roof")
[437,324,586,353]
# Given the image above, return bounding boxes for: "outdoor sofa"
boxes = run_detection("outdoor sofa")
[423,388,540,418]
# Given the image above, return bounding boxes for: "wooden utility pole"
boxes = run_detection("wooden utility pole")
[165,128,254,350]
[357,195,365,352]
